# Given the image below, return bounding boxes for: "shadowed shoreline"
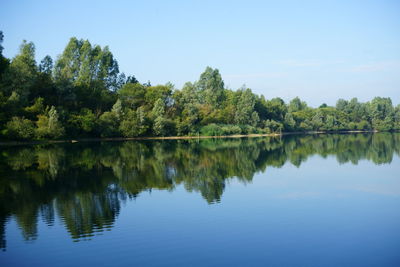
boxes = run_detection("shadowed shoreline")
[0,130,383,146]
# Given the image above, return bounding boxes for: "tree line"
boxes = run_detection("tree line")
[1,32,399,140]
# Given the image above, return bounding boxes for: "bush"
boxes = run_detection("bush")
[220,125,242,135]
[68,109,97,136]
[299,121,312,131]
[119,111,141,137]
[35,106,65,139]
[348,122,357,130]
[200,124,223,136]
[241,125,258,134]
[264,119,283,133]
[200,124,248,136]
[357,120,371,130]
[99,111,120,137]
[5,117,35,140]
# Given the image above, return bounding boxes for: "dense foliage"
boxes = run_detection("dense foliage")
[1,33,399,140]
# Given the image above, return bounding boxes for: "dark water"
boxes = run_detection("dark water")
[0,133,399,266]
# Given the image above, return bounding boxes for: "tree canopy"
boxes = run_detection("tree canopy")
[0,34,399,140]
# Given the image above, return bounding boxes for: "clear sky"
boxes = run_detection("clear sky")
[1,0,399,106]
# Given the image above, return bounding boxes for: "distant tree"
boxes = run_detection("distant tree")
[197,67,225,108]
[118,83,146,109]
[35,106,64,139]
[68,108,97,136]
[119,107,148,137]
[251,111,260,127]
[39,55,53,75]
[264,119,283,133]
[53,37,119,111]
[284,113,296,131]
[288,97,307,113]
[143,80,151,87]
[369,97,393,121]
[336,99,348,111]
[2,40,38,103]
[119,109,141,137]
[152,98,166,136]
[264,97,287,121]
[319,103,328,108]
[234,87,256,125]
[126,75,139,84]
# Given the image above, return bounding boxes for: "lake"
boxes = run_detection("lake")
[1,133,400,266]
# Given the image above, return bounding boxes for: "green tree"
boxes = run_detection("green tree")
[152,98,166,136]
[197,67,225,108]
[35,106,64,139]
[38,55,53,75]
[264,97,287,121]
[119,108,148,137]
[234,88,256,125]
[2,40,37,104]
[288,97,307,113]
[53,38,119,111]
[117,83,146,109]
[68,108,97,136]
[284,113,296,131]
[99,100,123,137]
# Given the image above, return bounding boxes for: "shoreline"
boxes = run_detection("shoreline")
[0,130,382,146]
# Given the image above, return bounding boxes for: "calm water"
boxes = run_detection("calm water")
[0,133,400,266]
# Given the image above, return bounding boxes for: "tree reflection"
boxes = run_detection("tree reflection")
[0,133,399,248]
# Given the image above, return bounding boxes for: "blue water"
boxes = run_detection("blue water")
[1,134,400,266]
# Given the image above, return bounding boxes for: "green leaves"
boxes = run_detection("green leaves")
[197,66,225,108]
[2,40,37,103]
[234,88,256,125]
[0,34,398,141]
[4,117,35,140]
[35,106,65,139]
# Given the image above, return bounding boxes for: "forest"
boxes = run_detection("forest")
[1,32,400,140]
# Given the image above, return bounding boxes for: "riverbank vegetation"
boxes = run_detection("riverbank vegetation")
[1,32,399,140]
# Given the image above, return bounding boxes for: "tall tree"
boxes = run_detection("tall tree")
[197,67,225,108]
[288,97,307,113]
[152,98,166,136]
[54,38,119,111]
[39,55,53,75]
[2,40,37,104]
[234,87,257,125]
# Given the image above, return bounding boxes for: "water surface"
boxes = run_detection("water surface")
[1,133,400,266]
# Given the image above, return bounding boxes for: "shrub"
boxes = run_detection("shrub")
[5,117,35,140]
[200,124,223,136]
[99,111,120,137]
[357,120,371,130]
[264,119,283,133]
[220,124,242,135]
[348,122,357,130]
[241,125,258,134]
[35,106,64,139]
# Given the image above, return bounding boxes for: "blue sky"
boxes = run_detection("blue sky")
[1,0,399,106]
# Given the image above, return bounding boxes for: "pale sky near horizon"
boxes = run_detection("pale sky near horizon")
[1,0,399,106]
